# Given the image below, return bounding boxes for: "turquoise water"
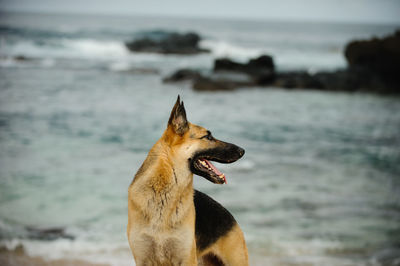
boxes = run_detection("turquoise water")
[1,12,400,266]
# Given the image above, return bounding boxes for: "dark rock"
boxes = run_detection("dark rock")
[274,67,395,93]
[125,31,209,55]
[193,77,234,91]
[214,55,274,72]
[274,69,371,92]
[164,68,257,91]
[254,72,276,85]
[274,71,323,89]
[314,70,365,92]
[163,55,276,91]
[14,55,32,61]
[247,55,274,70]
[213,58,245,72]
[343,30,400,93]
[26,226,74,241]
[163,69,202,82]
[345,30,400,76]
[213,55,275,84]
[211,71,254,85]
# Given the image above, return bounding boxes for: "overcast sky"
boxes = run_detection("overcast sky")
[1,0,400,24]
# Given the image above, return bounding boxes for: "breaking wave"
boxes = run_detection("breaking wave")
[0,38,129,59]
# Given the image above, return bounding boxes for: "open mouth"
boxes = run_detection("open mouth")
[191,156,229,184]
[189,144,244,185]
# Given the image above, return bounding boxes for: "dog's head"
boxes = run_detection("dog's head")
[165,96,244,184]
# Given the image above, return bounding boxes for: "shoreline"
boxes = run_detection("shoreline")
[0,247,108,266]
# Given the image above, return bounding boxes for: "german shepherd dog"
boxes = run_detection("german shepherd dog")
[127,96,248,266]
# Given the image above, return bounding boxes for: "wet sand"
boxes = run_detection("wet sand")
[0,247,108,266]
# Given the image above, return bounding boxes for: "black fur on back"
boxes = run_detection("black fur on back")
[194,190,236,251]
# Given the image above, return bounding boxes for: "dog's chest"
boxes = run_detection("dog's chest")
[141,185,191,225]
[129,226,193,264]
[128,172,195,263]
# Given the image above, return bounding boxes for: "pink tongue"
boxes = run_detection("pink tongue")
[204,159,223,176]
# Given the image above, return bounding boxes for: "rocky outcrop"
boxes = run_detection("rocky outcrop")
[274,31,400,93]
[163,30,400,93]
[274,68,386,92]
[345,30,400,76]
[273,71,323,90]
[343,30,400,92]
[164,55,275,91]
[193,77,235,91]
[214,55,275,85]
[125,31,209,55]
[164,69,254,91]
[163,69,203,82]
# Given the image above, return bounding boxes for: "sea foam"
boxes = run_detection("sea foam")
[0,38,129,59]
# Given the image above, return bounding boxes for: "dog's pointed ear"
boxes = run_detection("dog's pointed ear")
[168,95,189,136]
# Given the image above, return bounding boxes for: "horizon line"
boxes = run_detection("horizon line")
[1,9,400,27]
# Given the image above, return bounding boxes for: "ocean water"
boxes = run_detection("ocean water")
[1,12,400,266]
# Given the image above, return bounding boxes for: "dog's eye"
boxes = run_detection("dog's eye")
[201,131,214,141]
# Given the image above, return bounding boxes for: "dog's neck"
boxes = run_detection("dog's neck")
[131,139,194,227]
[146,140,192,189]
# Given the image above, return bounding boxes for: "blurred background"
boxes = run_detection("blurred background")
[1,0,400,265]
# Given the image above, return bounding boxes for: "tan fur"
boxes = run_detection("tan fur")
[127,99,248,266]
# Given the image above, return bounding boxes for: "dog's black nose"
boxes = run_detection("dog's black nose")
[238,147,245,157]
